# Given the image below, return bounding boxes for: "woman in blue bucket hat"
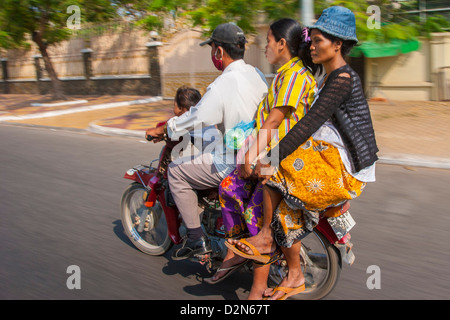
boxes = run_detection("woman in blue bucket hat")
[227,6,379,300]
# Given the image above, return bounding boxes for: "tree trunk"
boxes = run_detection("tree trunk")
[32,31,66,101]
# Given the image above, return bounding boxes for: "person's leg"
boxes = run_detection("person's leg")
[265,240,305,300]
[228,185,281,256]
[245,185,282,299]
[168,153,223,259]
[220,169,254,238]
[247,263,271,300]
[224,185,282,299]
[243,182,264,236]
[207,170,255,283]
[239,183,273,300]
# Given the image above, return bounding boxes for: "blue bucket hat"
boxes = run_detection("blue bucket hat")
[308,6,358,43]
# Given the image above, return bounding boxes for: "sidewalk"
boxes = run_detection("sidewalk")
[1,94,449,169]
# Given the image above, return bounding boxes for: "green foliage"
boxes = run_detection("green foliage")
[123,0,449,40]
[136,14,164,31]
[0,30,15,49]
[315,0,448,42]
[80,0,117,22]
[2,0,448,50]
[115,0,302,35]
[0,0,118,49]
[113,0,191,31]
[423,15,450,36]
[181,0,263,34]
[262,0,300,22]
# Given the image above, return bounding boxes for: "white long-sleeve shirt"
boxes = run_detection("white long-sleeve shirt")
[167,59,268,177]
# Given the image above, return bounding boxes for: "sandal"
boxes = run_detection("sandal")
[253,250,282,266]
[204,260,248,284]
[224,238,278,264]
[265,284,306,300]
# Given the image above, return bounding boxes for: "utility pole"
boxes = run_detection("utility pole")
[419,0,426,24]
[301,0,314,26]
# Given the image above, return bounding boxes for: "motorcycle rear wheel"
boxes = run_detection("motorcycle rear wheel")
[121,182,172,255]
[269,229,341,300]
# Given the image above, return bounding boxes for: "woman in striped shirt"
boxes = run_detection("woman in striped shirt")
[206,18,317,299]
[228,6,378,300]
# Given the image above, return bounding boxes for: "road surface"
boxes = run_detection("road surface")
[1,124,449,300]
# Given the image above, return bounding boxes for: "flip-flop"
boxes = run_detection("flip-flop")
[224,239,275,264]
[265,284,306,300]
[204,260,248,284]
[253,249,282,266]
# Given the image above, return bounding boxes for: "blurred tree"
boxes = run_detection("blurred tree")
[0,0,117,100]
[186,0,301,34]
[314,0,449,42]
[112,0,192,31]
[115,0,303,35]
[117,0,448,41]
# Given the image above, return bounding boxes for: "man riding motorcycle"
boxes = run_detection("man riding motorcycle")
[145,23,268,260]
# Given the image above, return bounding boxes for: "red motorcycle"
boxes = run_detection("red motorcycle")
[120,122,357,300]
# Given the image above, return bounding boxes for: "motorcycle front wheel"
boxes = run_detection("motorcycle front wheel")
[120,182,172,255]
[269,229,341,300]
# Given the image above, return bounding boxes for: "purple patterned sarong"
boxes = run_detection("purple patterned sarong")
[219,168,264,238]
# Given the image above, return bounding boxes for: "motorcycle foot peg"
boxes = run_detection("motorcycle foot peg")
[195,254,212,271]
[195,253,211,263]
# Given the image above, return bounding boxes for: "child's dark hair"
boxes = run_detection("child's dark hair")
[175,86,202,110]
[269,18,319,74]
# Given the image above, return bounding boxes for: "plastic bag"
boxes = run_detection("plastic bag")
[224,120,256,151]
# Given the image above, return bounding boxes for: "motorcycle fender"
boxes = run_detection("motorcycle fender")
[123,167,154,186]
[335,241,355,265]
[316,219,355,265]
[316,217,351,245]
[316,218,340,244]
[157,191,182,245]
[144,176,159,207]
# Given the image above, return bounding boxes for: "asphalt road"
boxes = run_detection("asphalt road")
[1,124,450,300]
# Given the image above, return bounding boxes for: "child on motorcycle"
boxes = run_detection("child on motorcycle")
[146,86,202,141]
[172,86,202,117]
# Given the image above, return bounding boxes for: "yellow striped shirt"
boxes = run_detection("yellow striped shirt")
[256,57,317,146]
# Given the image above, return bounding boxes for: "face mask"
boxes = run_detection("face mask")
[212,48,224,71]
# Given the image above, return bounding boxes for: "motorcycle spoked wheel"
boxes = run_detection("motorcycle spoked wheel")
[121,182,173,255]
[269,230,341,300]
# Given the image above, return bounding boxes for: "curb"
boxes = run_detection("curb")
[88,123,145,139]
[30,99,89,107]
[0,96,163,122]
[377,154,450,170]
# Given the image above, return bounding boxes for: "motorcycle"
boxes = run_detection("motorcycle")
[120,122,357,300]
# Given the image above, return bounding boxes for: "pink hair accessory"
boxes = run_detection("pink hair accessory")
[302,27,310,43]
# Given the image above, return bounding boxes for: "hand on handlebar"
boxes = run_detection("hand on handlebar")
[145,127,164,143]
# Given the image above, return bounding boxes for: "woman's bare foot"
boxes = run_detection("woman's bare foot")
[264,271,305,300]
[227,231,276,257]
[247,287,270,300]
